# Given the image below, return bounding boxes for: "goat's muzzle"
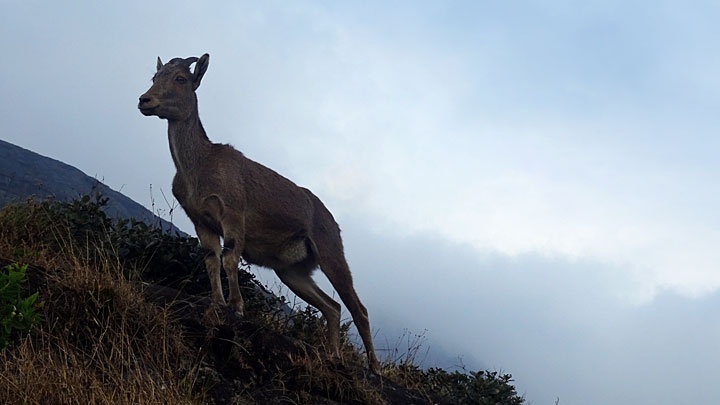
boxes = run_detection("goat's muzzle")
[138,94,158,116]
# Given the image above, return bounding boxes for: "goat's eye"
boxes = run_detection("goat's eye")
[175,76,187,83]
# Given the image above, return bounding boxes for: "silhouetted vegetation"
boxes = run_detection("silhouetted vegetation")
[0,195,524,404]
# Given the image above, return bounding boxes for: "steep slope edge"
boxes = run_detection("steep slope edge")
[0,139,183,235]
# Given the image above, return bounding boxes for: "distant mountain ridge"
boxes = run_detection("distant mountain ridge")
[0,139,185,235]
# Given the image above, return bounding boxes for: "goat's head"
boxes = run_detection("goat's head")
[138,53,209,121]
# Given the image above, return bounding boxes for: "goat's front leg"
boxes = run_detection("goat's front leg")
[196,225,226,306]
[221,217,246,316]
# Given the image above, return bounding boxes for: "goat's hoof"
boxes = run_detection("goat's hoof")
[229,300,244,317]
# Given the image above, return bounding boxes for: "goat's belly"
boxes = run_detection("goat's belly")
[242,238,311,269]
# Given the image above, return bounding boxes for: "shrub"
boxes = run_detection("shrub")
[383,363,524,404]
[0,195,210,292]
[0,263,43,350]
[424,368,524,404]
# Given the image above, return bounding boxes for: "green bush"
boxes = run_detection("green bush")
[383,363,525,404]
[424,367,524,404]
[0,263,43,350]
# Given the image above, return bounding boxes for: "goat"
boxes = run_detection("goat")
[138,54,379,372]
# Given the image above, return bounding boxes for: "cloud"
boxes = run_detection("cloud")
[326,218,720,404]
[5,2,718,304]
[231,7,720,302]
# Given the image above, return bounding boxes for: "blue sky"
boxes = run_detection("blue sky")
[2,1,720,403]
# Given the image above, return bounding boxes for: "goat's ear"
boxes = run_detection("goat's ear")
[192,53,209,90]
[156,57,163,71]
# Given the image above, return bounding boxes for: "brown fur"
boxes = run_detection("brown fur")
[138,54,379,371]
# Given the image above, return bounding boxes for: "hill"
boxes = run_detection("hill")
[0,197,525,404]
[0,140,525,403]
[0,139,183,235]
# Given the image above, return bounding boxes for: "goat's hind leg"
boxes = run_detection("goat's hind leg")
[316,238,380,372]
[275,266,342,355]
[196,225,226,306]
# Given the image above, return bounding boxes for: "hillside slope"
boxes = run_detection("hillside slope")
[0,139,183,235]
[0,197,525,404]
[0,141,525,403]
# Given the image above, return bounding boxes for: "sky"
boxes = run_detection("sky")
[2,1,720,403]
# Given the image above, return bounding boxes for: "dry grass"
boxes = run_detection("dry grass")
[284,346,385,404]
[0,200,386,404]
[0,209,204,404]
[0,198,525,404]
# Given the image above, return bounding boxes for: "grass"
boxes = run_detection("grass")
[0,238,198,404]
[0,196,524,404]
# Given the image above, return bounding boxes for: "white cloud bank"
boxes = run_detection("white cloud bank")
[341,223,720,404]
[251,7,720,302]
[5,1,718,304]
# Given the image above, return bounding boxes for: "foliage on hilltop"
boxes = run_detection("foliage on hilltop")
[0,196,524,404]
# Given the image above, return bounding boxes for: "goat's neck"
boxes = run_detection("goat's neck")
[167,113,211,178]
